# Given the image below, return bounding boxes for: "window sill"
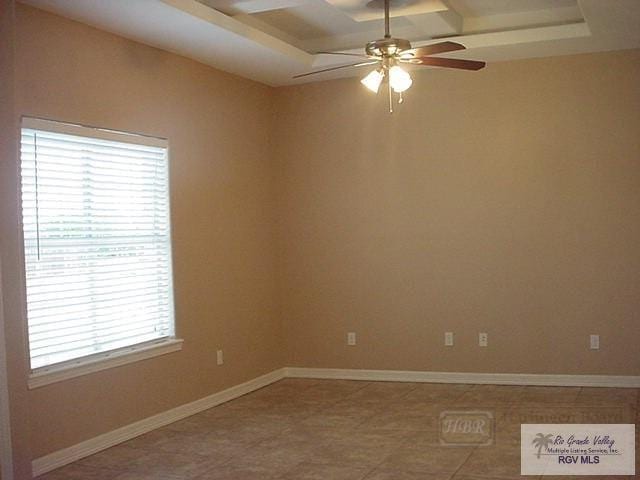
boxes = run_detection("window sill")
[28,339,184,389]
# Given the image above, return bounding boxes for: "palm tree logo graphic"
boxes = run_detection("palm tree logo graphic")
[532,433,554,459]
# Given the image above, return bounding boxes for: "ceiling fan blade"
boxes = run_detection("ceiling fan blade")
[404,56,486,71]
[293,60,379,79]
[315,51,371,58]
[400,41,466,58]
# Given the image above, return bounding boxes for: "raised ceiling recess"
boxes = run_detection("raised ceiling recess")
[19,0,640,85]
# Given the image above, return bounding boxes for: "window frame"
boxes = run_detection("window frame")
[19,117,181,389]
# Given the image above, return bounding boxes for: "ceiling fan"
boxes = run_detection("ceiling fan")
[294,0,486,112]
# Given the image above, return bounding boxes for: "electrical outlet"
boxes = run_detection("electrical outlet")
[216,349,224,365]
[479,332,488,347]
[347,332,356,346]
[444,332,454,346]
[590,334,600,350]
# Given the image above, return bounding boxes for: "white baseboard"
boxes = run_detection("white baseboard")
[285,367,640,388]
[32,365,640,477]
[31,368,286,477]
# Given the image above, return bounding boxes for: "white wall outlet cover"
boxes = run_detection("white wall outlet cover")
[444,332,454,346]
[347,332,356,346]
[479,332,488,347]
[216,349,224,365]
[590,335,600,350]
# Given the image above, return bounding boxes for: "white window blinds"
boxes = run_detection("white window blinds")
[20,118,175,372]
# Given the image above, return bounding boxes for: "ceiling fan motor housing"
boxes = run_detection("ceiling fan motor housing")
[365,37,411,57]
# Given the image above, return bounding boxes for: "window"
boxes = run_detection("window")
[20,117,178,382]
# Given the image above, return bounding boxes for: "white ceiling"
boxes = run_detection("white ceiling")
[19,0,640,86]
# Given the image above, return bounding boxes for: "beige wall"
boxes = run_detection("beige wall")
[1,0,33,477]
[13,4,282,459]
[274,49,640,376]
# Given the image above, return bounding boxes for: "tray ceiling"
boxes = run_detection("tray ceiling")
[19,0,640,86]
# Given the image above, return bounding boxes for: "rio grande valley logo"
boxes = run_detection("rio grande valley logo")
[521,424,635,475]
[531,431,614,464]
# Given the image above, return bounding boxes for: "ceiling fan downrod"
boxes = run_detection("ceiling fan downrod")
[384,0,390,39]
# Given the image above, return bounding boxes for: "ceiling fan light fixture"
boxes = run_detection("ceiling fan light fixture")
[294,0,484,113]
[361,68,384,93]
[389,65,412,92]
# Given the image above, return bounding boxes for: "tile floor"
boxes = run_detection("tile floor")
[37,379,639,479]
